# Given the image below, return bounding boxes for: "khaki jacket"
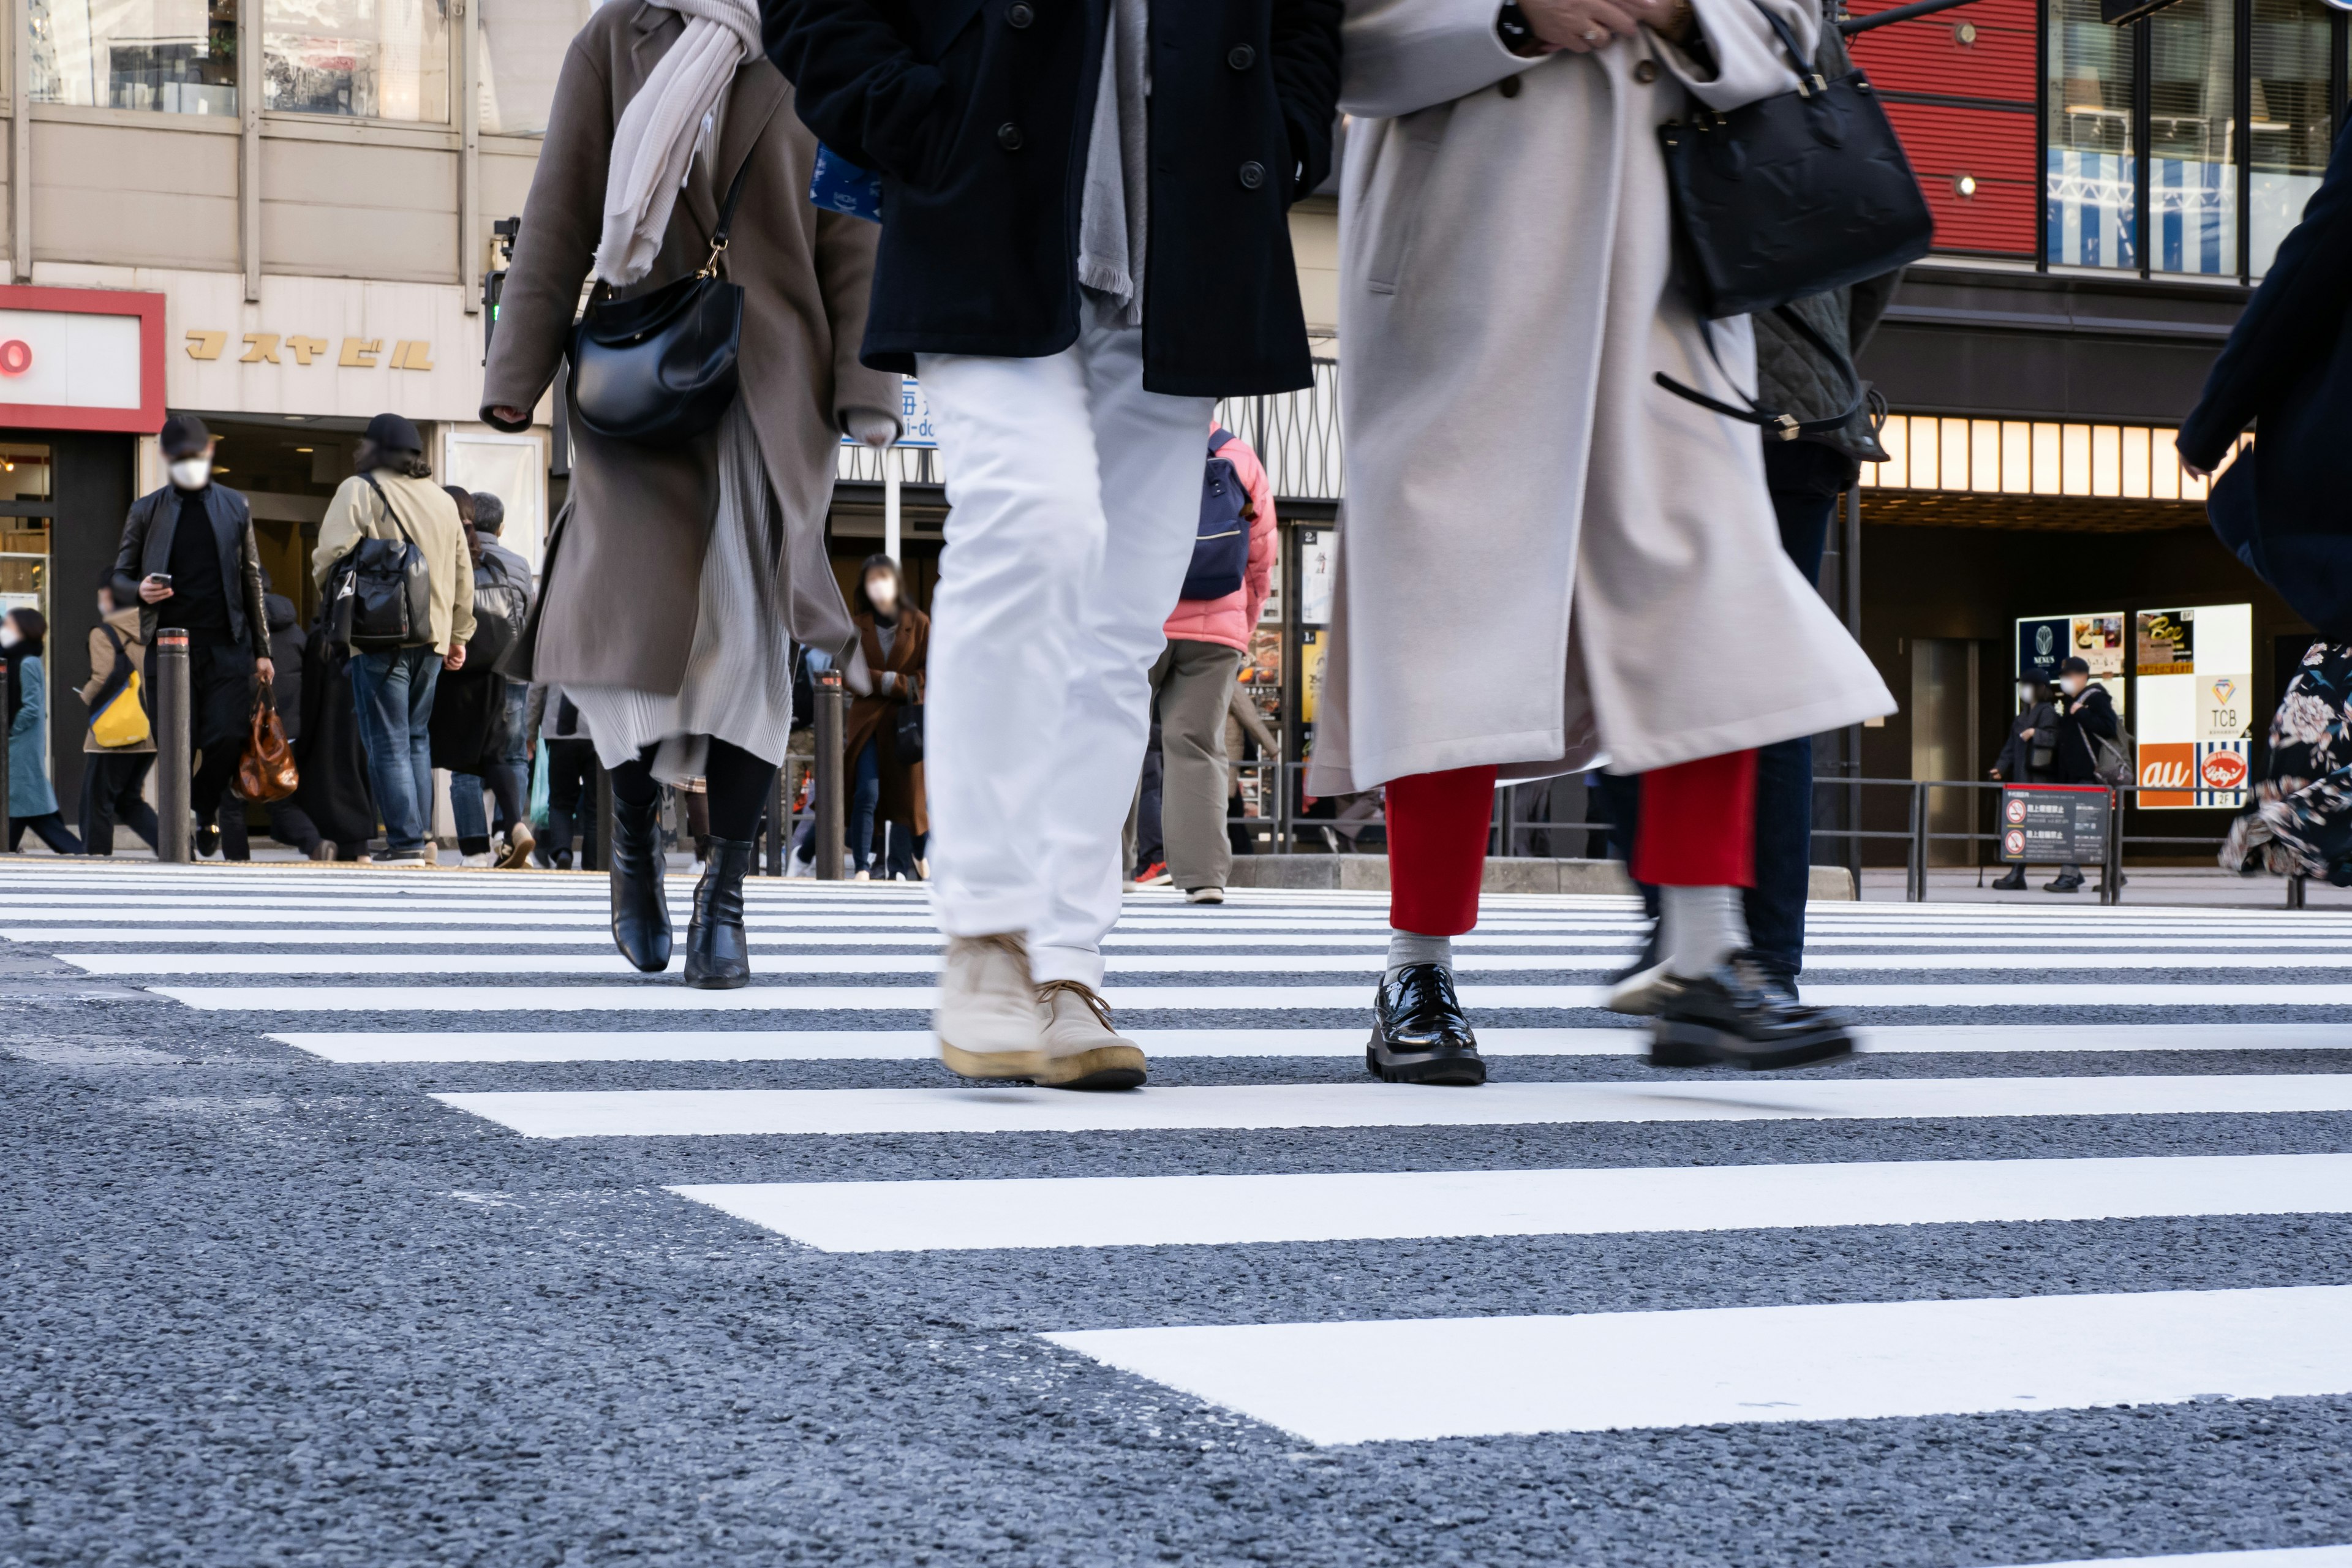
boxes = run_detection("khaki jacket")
[311,470,477,654]
[78,604,154,755]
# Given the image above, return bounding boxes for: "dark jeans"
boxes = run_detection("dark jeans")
[850,739,882,872]
[78,751,159,854]
[9,812,82,854]
[543,737,600,867]
[349,646,441,852]
[217,796,325,859]
[451,680,530,851]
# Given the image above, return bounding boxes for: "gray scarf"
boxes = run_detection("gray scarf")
[1076,0,1150,327]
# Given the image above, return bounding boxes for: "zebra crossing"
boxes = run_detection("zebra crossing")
[10,857,2352,1563]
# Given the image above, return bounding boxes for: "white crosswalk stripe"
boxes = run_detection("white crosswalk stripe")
[10,861,2352,1488]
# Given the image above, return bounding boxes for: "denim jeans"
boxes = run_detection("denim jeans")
[349,646,442,852]
[849,739,881,872]
[451,682,531,847]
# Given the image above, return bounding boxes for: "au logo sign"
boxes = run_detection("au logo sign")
[2139,742,2195,809]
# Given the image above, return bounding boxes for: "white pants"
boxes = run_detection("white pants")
[918,296,1214,987]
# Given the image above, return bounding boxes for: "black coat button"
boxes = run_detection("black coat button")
[1238,160,1265,190]
[1006,2,1033,26]
[1498,73,1521,97]
[997,122,1024,151]
[1227,44,1255,69]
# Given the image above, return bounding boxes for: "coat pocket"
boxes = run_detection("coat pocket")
[1363,102,1456,296]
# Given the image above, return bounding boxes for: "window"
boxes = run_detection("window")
[2248,0,2334,274]
[478,0,593,135]
[263,0,450,121]
[30,0,238,114]
[2147,0,2236,275]
[2046,0,2138,268]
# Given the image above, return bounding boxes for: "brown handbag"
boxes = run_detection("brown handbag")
[236,687,300,804]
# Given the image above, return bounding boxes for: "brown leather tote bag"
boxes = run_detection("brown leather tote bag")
[237,687,300,804]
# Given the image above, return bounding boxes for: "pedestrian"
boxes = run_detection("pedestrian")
[1223,677,1283,864]
[1987,676,2062,891]
[531,684,599,871]
[434,486,535,867]
[2224,642,2352,884]
[840,554,926,882]
[4,609,81,854]
[77,578,160,855]
[470,492,537,869]
[767,0,1343,1085]
[1148,423,1278,905]
[293,587,380,863]
[1310,0,1895,1082]
[482,0,900,986]
[2045,655,2120,894]
[108,413,274,859]
[310,413,475,867]
[216,570,329,861]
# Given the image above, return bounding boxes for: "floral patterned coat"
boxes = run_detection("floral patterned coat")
[2225,641,2352,880]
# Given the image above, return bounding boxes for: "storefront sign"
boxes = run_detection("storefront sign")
[2135,609,2195,674]
[1297,528,1336,627]
[183,330,437,371]
[1999,784,2110,865]
[2135,602,2250,810]
[2017,611,2124,687]
[0,286,165,432]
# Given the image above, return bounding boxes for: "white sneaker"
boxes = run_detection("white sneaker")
[852,869,871,882]
[1185,886,1225,905]
[916,858,930,880]
[459,851,495,868]
[936,933,1047,1080]
[497,823,537,870]
[1035,980,1147,1090]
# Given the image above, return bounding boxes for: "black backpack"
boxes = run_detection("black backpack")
[1181,428,1251,602]
[467,554,529,671]
[326,475,433,653]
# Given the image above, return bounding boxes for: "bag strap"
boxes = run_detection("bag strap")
[360,473,421,552]
[699,153,759,278]
[1741,0,1830,96]
[1653,306,1864,442]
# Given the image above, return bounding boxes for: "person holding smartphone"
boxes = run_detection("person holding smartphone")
[108,415,274,858]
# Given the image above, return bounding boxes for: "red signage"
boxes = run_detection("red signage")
[0,285,165,433]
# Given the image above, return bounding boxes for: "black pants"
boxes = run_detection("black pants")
[217,796,325,859]
[78,751,159,854]
[543,738,600,867]
[9,813,82,854]
[175,636,257,823]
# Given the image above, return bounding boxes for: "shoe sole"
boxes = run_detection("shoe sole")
[1365,1042,1488,1087]
[939,1042,1049,1082]
[1654,1019,1855,1071]
[684,970,748,990]
[1033,1045,1148,1091]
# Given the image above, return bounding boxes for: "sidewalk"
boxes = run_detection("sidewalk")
[1858,865,2351,908]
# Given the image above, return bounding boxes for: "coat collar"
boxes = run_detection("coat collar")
[680,62,787,246]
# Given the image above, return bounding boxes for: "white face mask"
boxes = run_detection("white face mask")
[0,624,21,649]
[168,456,211,489]
[865,579,897,612]
[2061,677,2087,698]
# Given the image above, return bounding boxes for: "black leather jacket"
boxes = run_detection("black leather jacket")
[108,483,272,658]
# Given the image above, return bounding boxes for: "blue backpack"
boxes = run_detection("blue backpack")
[1182,428,1251,601]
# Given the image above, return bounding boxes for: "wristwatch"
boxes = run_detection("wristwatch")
[1497,2,1542,54]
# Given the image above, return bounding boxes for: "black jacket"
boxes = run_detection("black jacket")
[109,484,271,657]
[1992,700,2061,784]
[763,0,1342,397]
[2179,120,2352,637]
[2052,684,2118,785]
[265,592,306,743]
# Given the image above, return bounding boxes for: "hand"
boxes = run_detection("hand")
[255,658,275,687]
[2183,462,2212,481]
[842,407,899,448]
[488,405,532,428]
[138,577,173,603]
[2019,727,2035,740]
[1523,0,1683,51]
[445,645,467,671]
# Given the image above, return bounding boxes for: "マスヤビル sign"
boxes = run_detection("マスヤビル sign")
[0,285,166,433]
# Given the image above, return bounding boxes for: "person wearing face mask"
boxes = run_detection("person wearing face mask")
[840,554,927,881]
[108,414,275,858]
[2,608,81,854]
[77,578,161,855]
[2046,655,2120,894]
[1987,676,2063,891]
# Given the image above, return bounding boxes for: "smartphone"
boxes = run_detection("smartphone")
[145,573,172,589]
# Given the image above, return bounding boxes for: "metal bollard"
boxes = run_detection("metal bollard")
[2099,787,2124,907]
[813,673,846,881]
[153,631,192,863]
[2288,875,2308,910]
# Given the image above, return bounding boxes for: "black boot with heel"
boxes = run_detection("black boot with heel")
[685,837,755,989]
[609,790,673,973]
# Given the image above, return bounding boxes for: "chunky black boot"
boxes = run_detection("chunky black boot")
[1367,963,1487,1086]
[609,790,672,973]
[1652,960,1853,1071]
[1991,866,2028,890]
[684,836,754,989]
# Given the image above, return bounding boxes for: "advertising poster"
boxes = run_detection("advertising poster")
[1298,627,1327,723]
[1999,785,2111,865]
[2016,617,2070,685]
[1297,529,1336,627]
[2071,614,2125,676]
[2135,604,2250,810]
[2017,612,2125,690]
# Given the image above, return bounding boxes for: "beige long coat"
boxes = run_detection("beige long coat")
[1306,0,1894,796]
[481,1,899,693]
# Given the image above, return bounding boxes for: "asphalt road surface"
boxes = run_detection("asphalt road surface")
[7,861,2352,1568]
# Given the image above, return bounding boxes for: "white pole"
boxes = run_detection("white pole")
[883,450,902,564]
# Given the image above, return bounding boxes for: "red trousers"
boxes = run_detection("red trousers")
[1386,752,1758,937]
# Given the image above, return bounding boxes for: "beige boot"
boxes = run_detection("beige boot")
[937,933,1047,1080]
[1034,980,1148,1091]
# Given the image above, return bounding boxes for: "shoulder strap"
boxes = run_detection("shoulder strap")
[1741,0,1828,94]
[360,473,420,550]
[699,154,759,277]
[1653,307,1864,441]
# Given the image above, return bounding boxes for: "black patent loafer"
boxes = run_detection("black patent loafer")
[609,790,673,973]
[1651,962,1853,1071]
[1368,963,1487,1087]
[684,837,753,989]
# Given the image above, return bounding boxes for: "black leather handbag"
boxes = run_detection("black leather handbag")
[568,157,753,444]
[1655,0,1932,321]
[893,690,924,766]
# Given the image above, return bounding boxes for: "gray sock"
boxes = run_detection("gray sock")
[1385,929,1453,982]
[1660,885,1747,980]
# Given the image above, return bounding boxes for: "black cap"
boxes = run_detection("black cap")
[364,412,423,454]
[159,413,211,459]
[471,493,505,534]
[2059,656,2092,675]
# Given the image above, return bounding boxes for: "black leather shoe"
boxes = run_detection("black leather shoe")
[1652,961,1853,1071]
[2043,873,2084,894]
[684,837,753,989]
[1368,963,1487,1086]
[195,824,219,859]
[609,791,671,973]
[1991,867,2027,890]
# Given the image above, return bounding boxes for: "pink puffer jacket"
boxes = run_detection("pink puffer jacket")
[1163,428,1276,652]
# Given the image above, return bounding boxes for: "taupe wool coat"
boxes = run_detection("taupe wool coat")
[1306,0,1894,795]
[481,0,899,693]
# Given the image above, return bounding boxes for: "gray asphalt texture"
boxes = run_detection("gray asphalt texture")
[7,878,2352,1567]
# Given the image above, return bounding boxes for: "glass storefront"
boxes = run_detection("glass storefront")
[2250,0,2336,273]
[31,0,239,114]
[2048,0,2139,268]
[264,0,451,121]
[0,443,55,786]
[479,0,592,135]
[2147,0,2236,275]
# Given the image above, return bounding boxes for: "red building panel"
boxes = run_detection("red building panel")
[1884,100,2040,254]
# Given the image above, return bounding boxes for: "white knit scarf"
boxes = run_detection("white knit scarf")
[592,0,761,287]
